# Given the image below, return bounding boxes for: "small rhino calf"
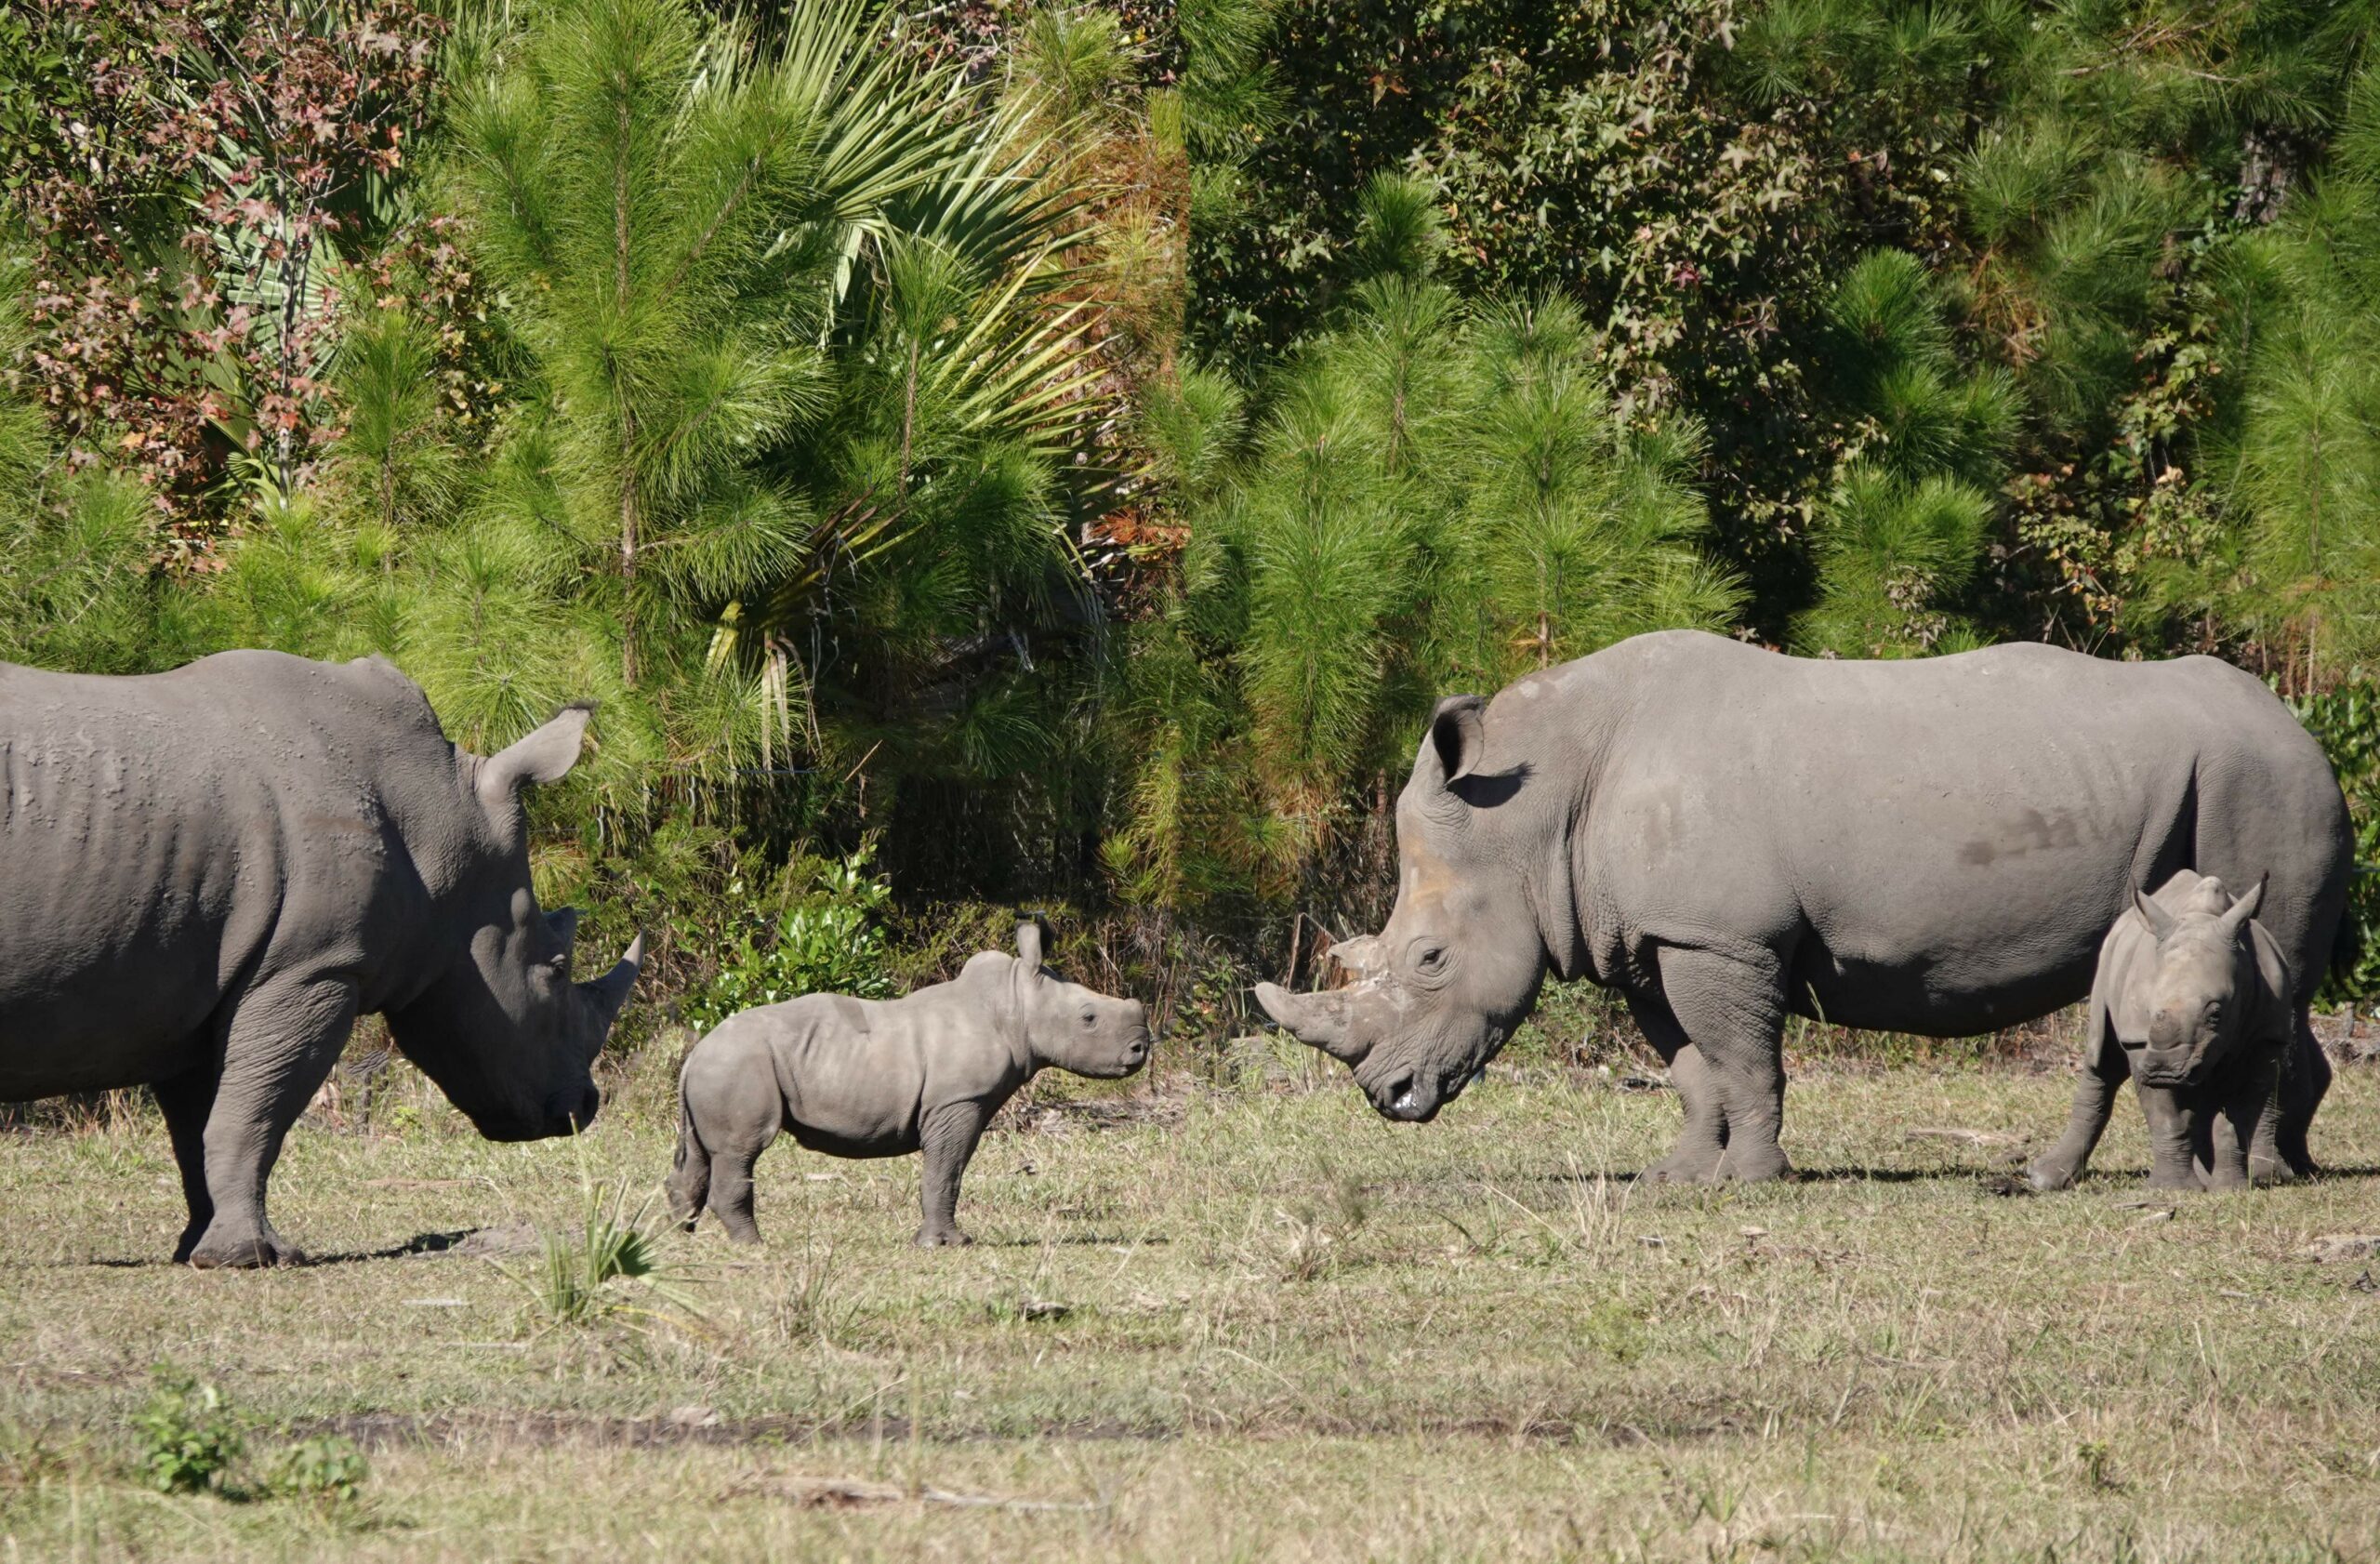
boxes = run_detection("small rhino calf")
[2029,871,2295,1193]
[667,921,1150,1246]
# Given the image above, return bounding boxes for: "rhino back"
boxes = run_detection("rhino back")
[0,652,461,1096]
[1525,633,2347,1031]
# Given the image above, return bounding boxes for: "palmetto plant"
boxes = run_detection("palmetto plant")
[430,0,1105,786]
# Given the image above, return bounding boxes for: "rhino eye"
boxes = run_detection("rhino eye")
[1080,1007,1097,1027]
[1419,948,1445,970]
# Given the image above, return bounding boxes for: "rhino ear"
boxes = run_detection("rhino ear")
[1014,916,1047,974]
[477,706,593,815]
[2131,880,2177,941]
[1426,696,1488,785]
[2221,872,2268,935]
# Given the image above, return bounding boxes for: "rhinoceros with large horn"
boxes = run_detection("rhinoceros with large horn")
[1256,630,2350,1184]
[0,651,642,1266]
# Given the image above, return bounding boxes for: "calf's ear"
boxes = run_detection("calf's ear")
[1014,917,1047,975]
[2131,880,2177,941]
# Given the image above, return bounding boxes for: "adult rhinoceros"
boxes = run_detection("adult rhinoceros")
[1256,630,2350,1183]
[0,651,642,1265]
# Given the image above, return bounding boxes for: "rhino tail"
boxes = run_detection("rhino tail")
[666,1076,710,1233]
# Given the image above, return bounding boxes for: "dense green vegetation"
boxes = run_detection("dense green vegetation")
[4,0,2379,1024]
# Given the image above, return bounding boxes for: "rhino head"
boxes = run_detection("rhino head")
[1011,920,1152,1080]
[385,707,643,1141]
[1256,696,1552,1121]
[2123,872,2267,1090]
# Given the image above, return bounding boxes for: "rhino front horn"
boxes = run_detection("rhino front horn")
[583,934,645,1040]
[1254,982,1368,1064]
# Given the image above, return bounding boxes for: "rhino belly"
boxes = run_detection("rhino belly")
[1788,935,2097,1037]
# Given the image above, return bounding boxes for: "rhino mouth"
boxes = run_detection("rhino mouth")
[1372,1065,1487,1123]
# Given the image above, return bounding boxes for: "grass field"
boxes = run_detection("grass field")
[3,1035,2378,1562]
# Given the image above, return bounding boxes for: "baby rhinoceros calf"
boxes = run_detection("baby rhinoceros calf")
[2029,871,2295,1193]
[668,922,1150,1246]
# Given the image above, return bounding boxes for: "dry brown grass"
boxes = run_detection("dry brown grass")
[3,1043,2377,1561]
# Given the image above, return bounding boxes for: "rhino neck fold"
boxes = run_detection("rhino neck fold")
[1526,772,1595,985]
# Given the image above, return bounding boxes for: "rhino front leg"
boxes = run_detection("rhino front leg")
[1657,947,1791,1183]
[2212,1047,2284,1191]
[916,1099,993,1248]
[1624,990,1726,1184]
[185,976,357,1269]
[2134,1081,2206,1192]
[155,1062,218,1264]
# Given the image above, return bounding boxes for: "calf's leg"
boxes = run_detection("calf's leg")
[2135,1081,2206,1192]
[185,976,357,1268]
[2028,1039,2128,1192]
[916,1099,994,1247]
[1656,947,1791,1183]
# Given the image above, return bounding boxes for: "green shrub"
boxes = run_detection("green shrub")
[131,1370,243,1496]
[2288,682,2380,1002]
[682,848,896,1030]
[263,1436,369,1505]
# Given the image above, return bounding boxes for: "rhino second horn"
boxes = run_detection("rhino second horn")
[583,934,645,1041]
[1254,982,1367,1063]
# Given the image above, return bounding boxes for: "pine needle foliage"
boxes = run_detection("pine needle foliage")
[1112,175,1739,904]
[1797,249,2013,659]
[2215,64,2380,683]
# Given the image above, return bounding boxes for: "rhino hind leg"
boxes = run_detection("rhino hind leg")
[184,975,357,1268]
[2270,1009,2329,1178]
[155,1063,218,1264]
[707,1149,764,1244]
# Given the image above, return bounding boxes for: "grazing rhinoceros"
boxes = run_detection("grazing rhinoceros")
[0,651,643,1266]
[667,921,1149,1247]
[1254,630,2349,1184]
[2028,871,2296,1192]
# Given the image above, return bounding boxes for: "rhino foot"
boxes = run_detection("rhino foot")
[913,1226,973,1250]
[2025,1159,2080,1193]
[2247,1153,2297,1186]
[186,1224,305,1269]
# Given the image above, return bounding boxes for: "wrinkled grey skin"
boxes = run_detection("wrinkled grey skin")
[668,922,1150,1247]
[2028,871,2296,1191]
[1256,631,2349,1183]
[0,651,643,1266]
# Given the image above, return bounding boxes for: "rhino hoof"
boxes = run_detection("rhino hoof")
[186,1229,305,1269]
[913,1227,973,1250]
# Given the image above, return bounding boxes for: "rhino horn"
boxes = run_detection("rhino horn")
[1254,982,1368,1063]
[581,934,644,1046]
[2131,881,2177,941]
[1321,934,1383,989]
[2220,872,2268,935]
